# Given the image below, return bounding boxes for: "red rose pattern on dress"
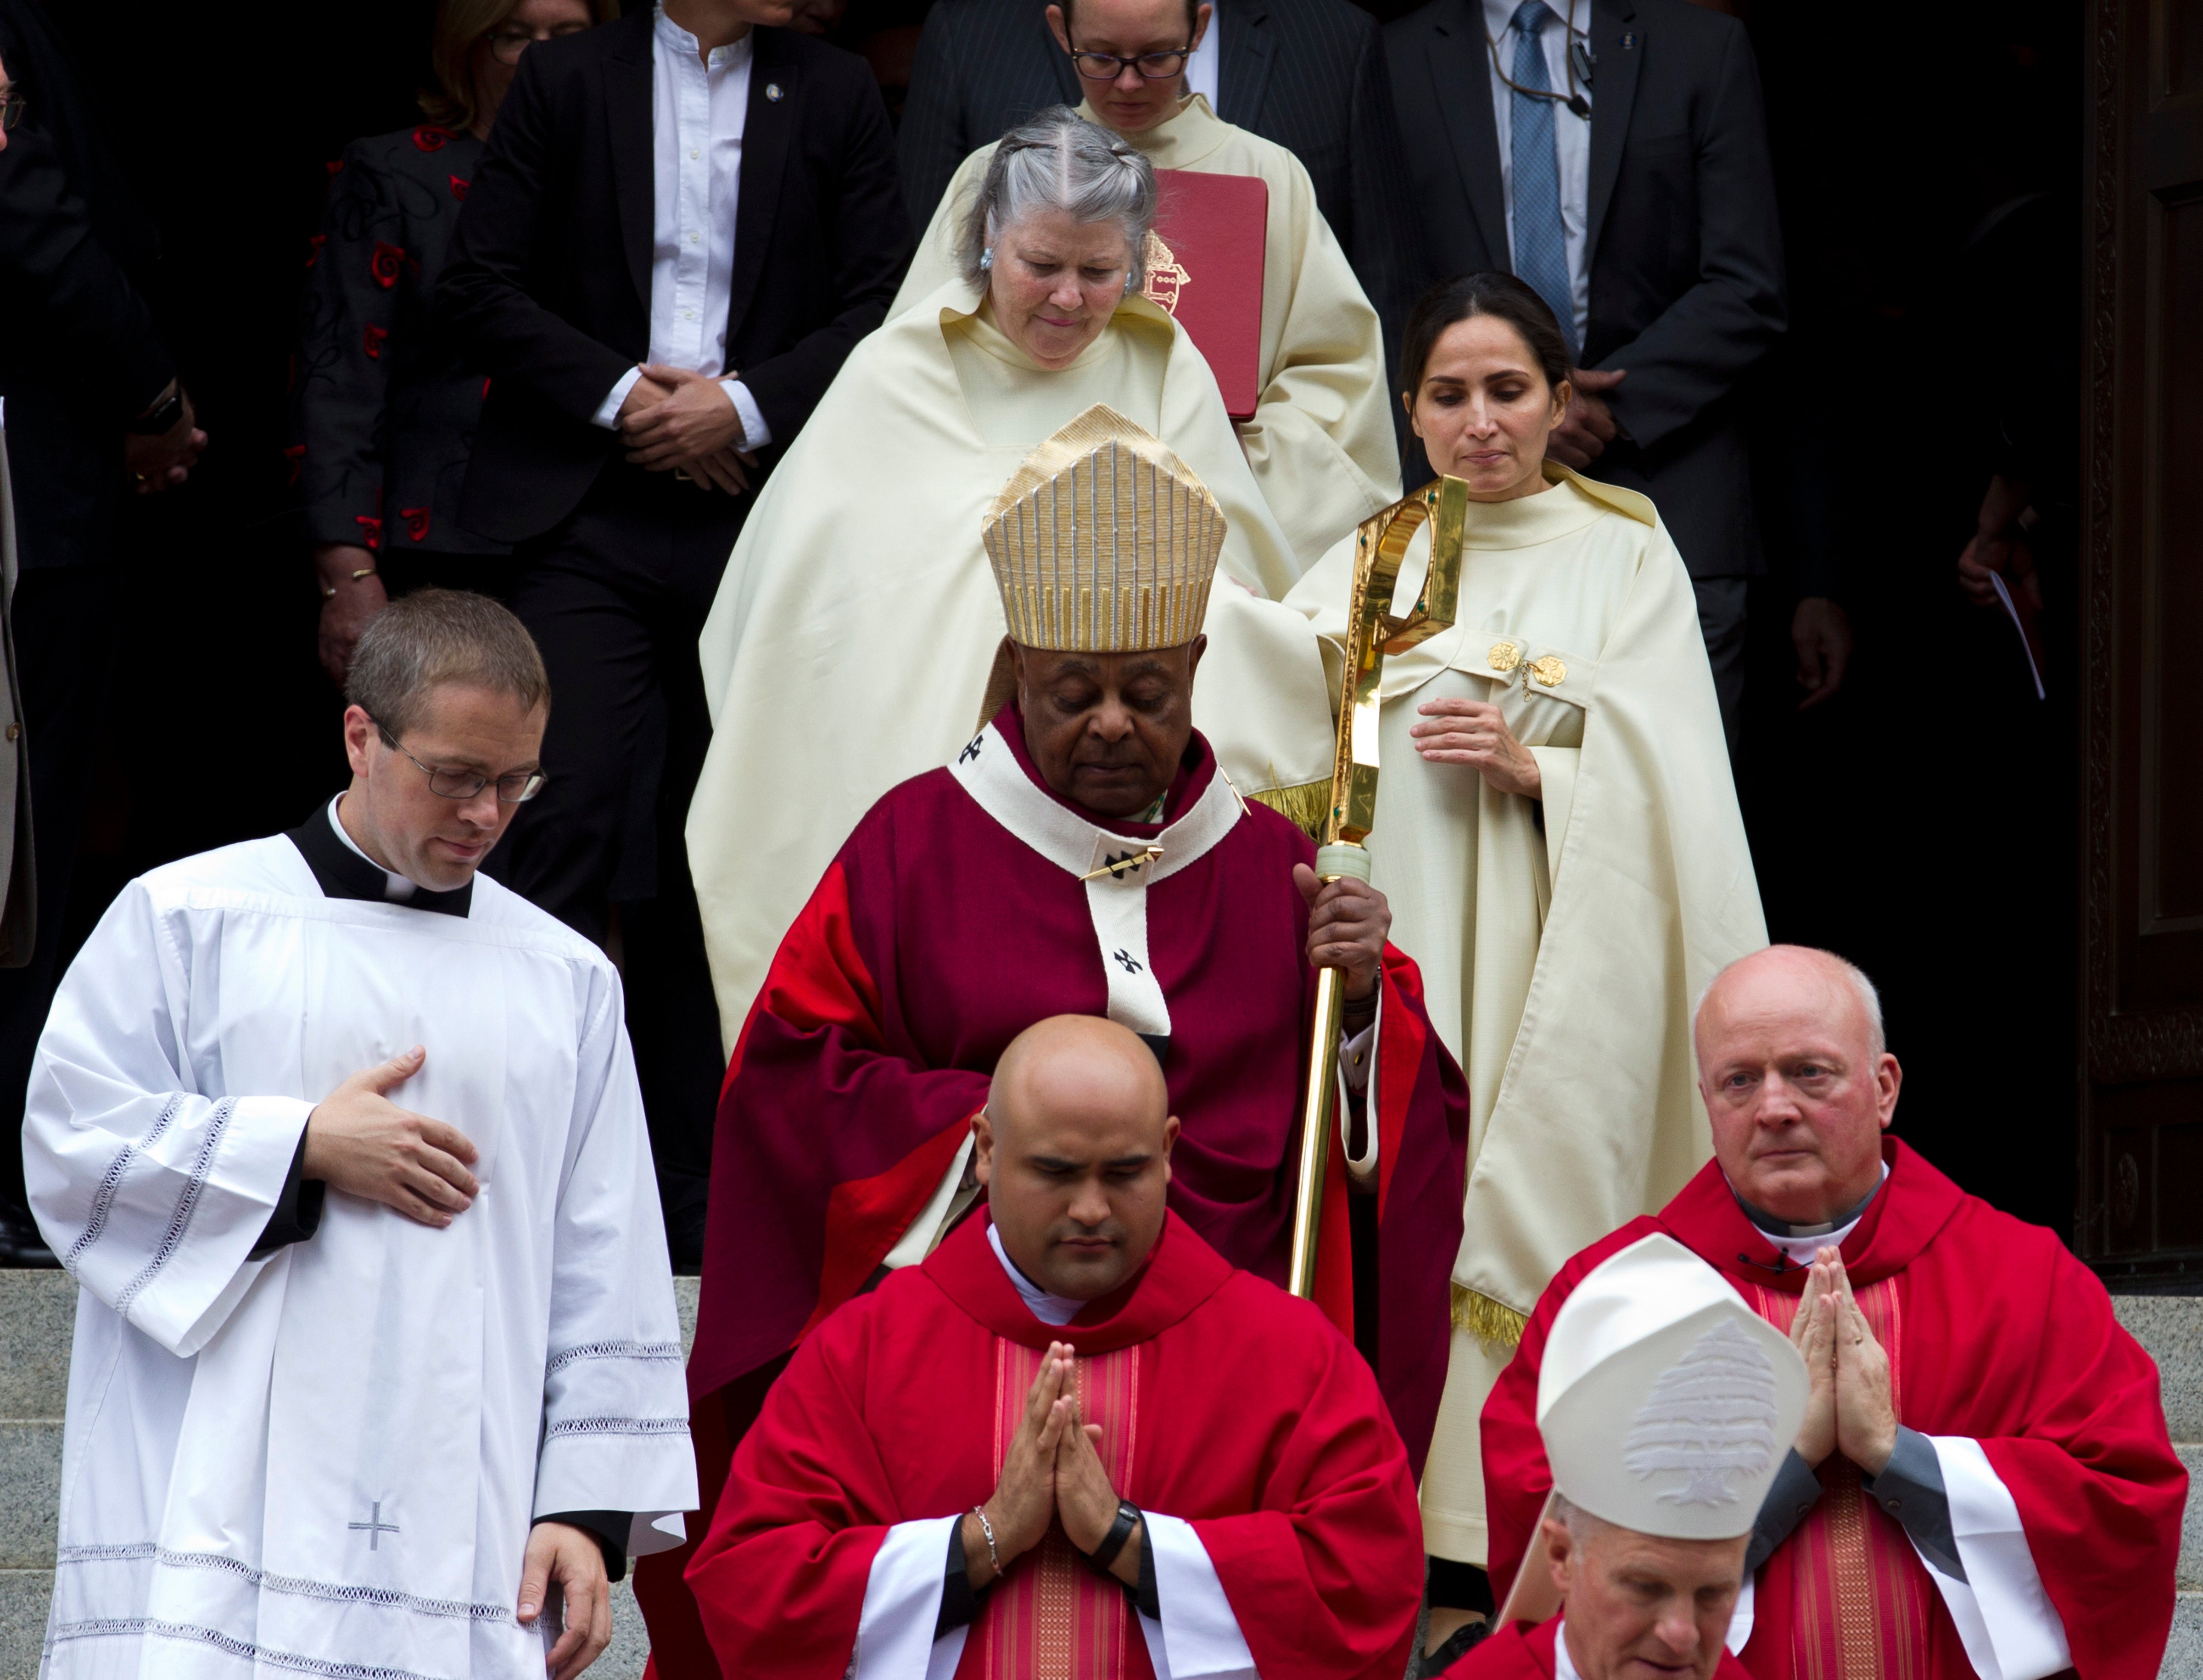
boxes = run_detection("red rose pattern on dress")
[363,324,389,360]
[305,233,327,268]
[400,507,432,543]
[413,125,450,153]
[370,241,405,288]
[282,444,305,487]
[353,515,383,550]
[449,175,469,201]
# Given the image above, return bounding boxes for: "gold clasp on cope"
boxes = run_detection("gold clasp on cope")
[1078,844,1164,882]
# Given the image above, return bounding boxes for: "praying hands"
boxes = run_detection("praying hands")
[1789,1247,1897,1476]
[961,1343,1144,1591]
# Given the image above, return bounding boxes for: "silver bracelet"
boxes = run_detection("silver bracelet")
[968,1506,1000,1574]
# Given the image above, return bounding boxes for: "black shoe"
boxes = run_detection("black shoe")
[0,1202,59,1267]
[1416,1620,1491,1679]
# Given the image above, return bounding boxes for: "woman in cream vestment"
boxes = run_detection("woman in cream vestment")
[688,112,1333,1049]
[1287,275,1765,1573]
[895,94,1399,574]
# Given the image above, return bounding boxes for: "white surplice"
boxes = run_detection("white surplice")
[25,831,697,1680]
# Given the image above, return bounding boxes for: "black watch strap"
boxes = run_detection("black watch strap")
[128,390,184,436]
[1085,1499,1141,1573]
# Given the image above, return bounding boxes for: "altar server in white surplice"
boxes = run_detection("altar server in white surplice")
[24,589,695,1680]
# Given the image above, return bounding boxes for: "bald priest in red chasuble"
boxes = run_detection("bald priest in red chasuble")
[1480,947,2187,1680]
[690,1015,1430,1680]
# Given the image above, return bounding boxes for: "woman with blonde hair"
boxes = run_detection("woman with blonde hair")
[290,0,612,683]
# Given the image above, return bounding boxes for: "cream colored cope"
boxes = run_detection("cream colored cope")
[687,283,1335,1053]
[1285,465,1766,1565]
[895,94,1400,575]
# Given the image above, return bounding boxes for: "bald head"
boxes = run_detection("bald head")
[977,1016,1180,1300]
[1694,946,1901,1225]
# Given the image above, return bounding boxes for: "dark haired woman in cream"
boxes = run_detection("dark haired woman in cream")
[1288,271,1765,1657]
[292,0,613,684]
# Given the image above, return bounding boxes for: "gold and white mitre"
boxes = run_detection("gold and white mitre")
[982,404,1224,653]
[1538,1233,1810,1540]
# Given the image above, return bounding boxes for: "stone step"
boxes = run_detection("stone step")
[0,1281,2197,1678]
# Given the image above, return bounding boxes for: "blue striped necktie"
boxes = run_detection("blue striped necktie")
[1508,0,1577,362]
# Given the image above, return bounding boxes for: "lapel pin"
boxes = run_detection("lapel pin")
[1620,30,1636,48]
[766,81,783,100]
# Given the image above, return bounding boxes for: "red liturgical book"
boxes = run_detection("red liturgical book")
[1146,168,1268,421]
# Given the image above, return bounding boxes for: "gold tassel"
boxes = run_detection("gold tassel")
[1452,1284,1528,1351]
[1245,779,1330,839]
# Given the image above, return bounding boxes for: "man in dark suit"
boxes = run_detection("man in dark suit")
[0,1,204,1262]
[440,0,909,1264]
[898,0,1420,346]
[1387,0,1785,748]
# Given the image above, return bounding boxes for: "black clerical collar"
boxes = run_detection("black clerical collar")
[285,801,473,918]
[1731,1170,1884,1240]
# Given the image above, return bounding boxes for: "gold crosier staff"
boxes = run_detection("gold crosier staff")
[1287,476,1471,1300]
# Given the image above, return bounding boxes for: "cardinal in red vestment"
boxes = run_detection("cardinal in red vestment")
[1441,1229,1808,1680]
[689,1014,1429,1680]
[642,410,1468,1674]
[1480,946,2186,1680]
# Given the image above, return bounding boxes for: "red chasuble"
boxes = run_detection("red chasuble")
[1481,1140,2187,1680]
[689,1211,1426,1680]
[1444,1619,1753,1680]
[688,709,1468,1451]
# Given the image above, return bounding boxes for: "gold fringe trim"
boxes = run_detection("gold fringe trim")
[1452,1284,1529,1351]
[1245,779,1331,840]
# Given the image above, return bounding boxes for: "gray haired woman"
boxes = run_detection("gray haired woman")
[954,107,1157,367]
[686,103,1336,1065]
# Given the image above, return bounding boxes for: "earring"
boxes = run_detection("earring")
[979,247,995,272]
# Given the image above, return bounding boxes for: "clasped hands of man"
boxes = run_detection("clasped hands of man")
[961,1342,1146,1593]
[1787,1245,1898,1477]
[616,362,760,495]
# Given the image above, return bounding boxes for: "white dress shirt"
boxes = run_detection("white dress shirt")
[1478,0,1591,353]
[591,5,773,447]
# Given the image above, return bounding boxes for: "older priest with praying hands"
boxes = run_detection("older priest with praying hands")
[1481,945,2188,1680]
[691,1013,1430,1679]
[25,591,695,1680]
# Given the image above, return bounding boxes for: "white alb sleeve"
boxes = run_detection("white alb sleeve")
[849,1515,967,1680]
[1137,1513,1258,1680]
[22,880,311,1357]
[535,963,697,1547]
[1337,987,1382,1188]
[1913,1436,2071,1680]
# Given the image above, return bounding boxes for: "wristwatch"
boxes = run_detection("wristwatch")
[128,387,185,437]
[1083,1499,1142,1573]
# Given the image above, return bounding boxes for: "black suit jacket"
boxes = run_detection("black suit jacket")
[441,11,911,545]
[0,0,173,570]
[1387,0,1785,578]
[897,0,1422,349]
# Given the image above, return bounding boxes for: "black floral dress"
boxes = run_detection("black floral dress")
[288,123,509,563]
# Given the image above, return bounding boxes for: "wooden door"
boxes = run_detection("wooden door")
[2079,0,2203,1284]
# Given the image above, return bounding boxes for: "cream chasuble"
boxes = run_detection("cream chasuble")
[892,95,1401,576]
[688,282,1333,1051]
[1286,469,1765,1564]
[25,837,696,1679]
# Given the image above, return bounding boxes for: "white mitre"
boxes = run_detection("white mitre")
[1537,1233,1810,1540]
